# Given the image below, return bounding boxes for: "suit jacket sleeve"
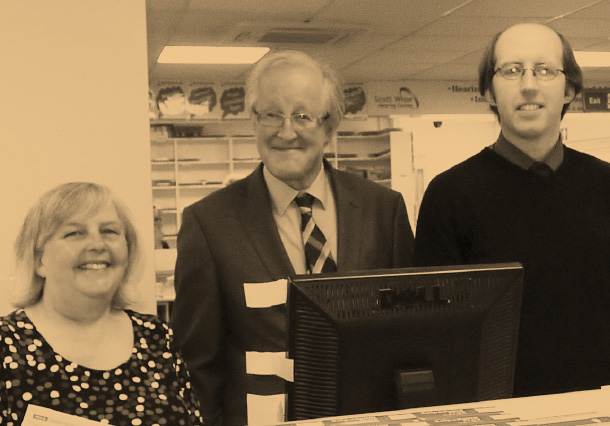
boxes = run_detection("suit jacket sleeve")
[172,206,225,426]
[394,193,415,267]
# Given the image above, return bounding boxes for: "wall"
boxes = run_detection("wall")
[0,1,155,315]
[392,114,500,226]
[562,113,610,162]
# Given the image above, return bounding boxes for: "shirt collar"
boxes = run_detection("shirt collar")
[491,132,564,171]
[263,163,330,216]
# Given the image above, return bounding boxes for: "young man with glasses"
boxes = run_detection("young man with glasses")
[173,50,414,426]
[414,23,610,398]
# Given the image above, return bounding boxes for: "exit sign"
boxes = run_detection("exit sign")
[583,88,610,112]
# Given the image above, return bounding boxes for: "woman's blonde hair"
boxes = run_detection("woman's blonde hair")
[13,182,140,308]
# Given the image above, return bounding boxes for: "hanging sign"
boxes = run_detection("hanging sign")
[583,88,610,112]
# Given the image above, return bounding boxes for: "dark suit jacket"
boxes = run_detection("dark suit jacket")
[172,162,414,426]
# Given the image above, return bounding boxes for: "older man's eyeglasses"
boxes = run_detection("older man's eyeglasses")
[253,110,328,129]
[494,63,566,81]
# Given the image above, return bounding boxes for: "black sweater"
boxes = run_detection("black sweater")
[414,146,610,397]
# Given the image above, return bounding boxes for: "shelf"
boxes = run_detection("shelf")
[335,154,391,162]
[177,160,231,166]
[175,137,229,142]
[150,117,398,279]
[233,158,261,162]
[153,136,255,142]
[337,128,401,138]
[178,183,224,189]
[151,118,250,125]
[231,136,256,141]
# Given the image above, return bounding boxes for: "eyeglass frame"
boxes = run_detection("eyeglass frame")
[252,109,329,129]
[494,63,566,81]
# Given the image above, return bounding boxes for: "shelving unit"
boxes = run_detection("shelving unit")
[150,116,399,319]
[327,131,393,187]
[150,117,396,247]
[150,119,258,248]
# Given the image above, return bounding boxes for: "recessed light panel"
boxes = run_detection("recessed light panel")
[574,51,610,68]
[158,46,270,64]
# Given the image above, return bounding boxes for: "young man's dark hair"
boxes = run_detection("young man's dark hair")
[478,25,583,120]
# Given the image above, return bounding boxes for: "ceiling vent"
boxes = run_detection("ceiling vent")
[225,21,370,45]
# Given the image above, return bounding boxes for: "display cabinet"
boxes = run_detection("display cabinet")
[150,116,399,319]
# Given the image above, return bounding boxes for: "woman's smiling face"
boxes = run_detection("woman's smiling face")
[36,201,129,303]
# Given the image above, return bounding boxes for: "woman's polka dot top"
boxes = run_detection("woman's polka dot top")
[0,309,204,426]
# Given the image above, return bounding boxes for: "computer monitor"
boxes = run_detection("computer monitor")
[287,262,523,421]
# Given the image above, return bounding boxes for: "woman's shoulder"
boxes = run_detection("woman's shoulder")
[124,309,172,337]
[123,309,178,362]
[0,309,39,356]
[0,309,29,331]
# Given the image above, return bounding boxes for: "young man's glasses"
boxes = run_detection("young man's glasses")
[494,63,566,81]
[253,109,328,129]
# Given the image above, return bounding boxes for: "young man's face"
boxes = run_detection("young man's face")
[488,24,574,144]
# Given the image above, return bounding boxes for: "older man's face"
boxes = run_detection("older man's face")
[253,63,329,190]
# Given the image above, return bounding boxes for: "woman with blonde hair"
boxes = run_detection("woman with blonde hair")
[1,182,203,426]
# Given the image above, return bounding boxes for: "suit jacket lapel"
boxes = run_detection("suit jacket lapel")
[328,164,362,271]
[239,164,297,278]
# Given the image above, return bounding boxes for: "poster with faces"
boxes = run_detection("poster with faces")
[153,81,188,119]
[148,88,159,120]
[343,83,368,119]
[219,83,248,120]
[186,82,221,119]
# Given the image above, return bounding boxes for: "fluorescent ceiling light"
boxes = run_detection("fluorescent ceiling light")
[158,46,270,64]
[574,51,610,67]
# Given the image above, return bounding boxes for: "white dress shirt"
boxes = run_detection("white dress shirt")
[263,164,337,275]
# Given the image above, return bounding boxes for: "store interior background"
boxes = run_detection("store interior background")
[1,0,609,316]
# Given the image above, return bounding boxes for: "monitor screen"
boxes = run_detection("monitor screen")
[287,262,523,421]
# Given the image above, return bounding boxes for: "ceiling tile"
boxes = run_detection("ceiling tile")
[317,0,468,36]
[549,17,610,38]
[451,0,602,18]
[384,34,489,54]
[146,0,610,83]
[412,16,540,37]
[410,63,481,81]
[567,0,610,19]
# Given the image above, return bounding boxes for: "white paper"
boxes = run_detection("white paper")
[244,279,287,308]
[247,393,286,425]
[246,351,294,382]
[22,404,112,426]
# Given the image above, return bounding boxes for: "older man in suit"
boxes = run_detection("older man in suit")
[172,50,415,426]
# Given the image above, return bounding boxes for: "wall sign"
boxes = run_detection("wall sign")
[583,88,610,112]
[366,81,492,115]
[150,79,597,118]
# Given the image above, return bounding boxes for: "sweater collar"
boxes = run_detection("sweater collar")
[490,132,564,171]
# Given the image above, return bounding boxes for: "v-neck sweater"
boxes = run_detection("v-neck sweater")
[414,146,610,397]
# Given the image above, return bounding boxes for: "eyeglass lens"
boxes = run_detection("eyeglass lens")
[496,64,563,80]
[256,111,320,128]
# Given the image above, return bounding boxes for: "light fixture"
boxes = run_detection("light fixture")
[158,46,270,64]
[574,51,610,68]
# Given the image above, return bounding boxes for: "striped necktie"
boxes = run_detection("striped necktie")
[295,193,337,274]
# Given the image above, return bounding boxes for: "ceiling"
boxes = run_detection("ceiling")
[146,0,610,85]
